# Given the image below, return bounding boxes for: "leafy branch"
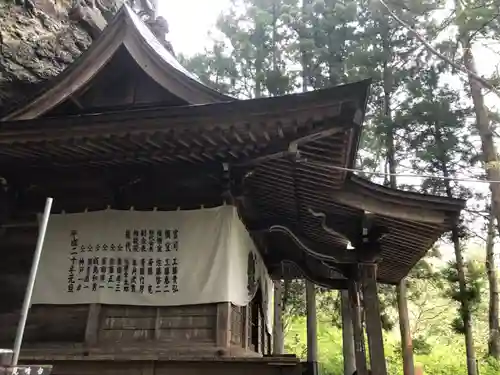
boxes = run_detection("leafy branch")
[377,0,500,98]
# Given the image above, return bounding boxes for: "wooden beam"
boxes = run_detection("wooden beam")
[360,263,387,375]
[267,225,355,264]
[333,189,447,224]
[348,279,368,375]
[0,95,344,143]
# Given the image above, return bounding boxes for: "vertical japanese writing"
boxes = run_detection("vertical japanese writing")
[156,230,163,252]
[115,257,122,292]
[148,230,155,252]
[108,257,115,289]
[68,230,78,292]
[140,229,147,252]
[133,230,139,252]
[163,257,170,292]
[65,227,180,296]
[92,256,99,291]
[124,257,130,292]
[172,257,179,293]
[155,258,162,293]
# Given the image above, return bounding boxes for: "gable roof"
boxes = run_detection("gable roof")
[1,5,232,121]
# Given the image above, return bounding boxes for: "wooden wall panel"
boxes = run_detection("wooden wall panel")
[230,305,244,345]
[0,305,86,346]
[98,304,217,345]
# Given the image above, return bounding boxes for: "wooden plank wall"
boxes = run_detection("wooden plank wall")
[0,302,262,356]
[0,305,87,346]
[98,304,217,344]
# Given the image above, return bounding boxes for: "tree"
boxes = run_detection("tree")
[377,0,500,262]
[486,199,500,358]
[396,67,479,375]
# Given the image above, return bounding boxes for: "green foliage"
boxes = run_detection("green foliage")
[442,259,486,334]
[285,316,500,375]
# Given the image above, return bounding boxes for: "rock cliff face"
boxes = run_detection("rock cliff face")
[0,0,123,109]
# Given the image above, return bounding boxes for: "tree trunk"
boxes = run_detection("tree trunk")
[397,279,414,375]
[381,22,415,375]
[486,200,500,358]
[341,290,356,375]
[437,150,477,375]
[450,226,478,375]
[454,4,500,239]
[451,3,498,362]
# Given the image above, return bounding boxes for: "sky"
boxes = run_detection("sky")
[159,0,230,57]
[158,0,500,262]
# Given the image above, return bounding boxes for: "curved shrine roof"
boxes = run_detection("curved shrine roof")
[1,5,231,121]
[0,7,466,286]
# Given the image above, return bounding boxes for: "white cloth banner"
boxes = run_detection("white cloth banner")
[32,205,273,333]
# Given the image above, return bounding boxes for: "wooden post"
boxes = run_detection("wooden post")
[273,280,284,355]
[261,312,267,354]
[348,279,368,375]
[154,307,162,340]
[306,280,318,375]
[341,290,356,375]
[216,302,232,352]
[84,303,101,346]
[360,263,387,375]
[243,304,250,350]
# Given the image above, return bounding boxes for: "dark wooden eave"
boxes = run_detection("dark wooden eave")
[0,80,369,173]
[0,5,231,121]
[252,172,465,284]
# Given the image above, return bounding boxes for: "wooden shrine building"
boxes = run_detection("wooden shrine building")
[0,5,465,375]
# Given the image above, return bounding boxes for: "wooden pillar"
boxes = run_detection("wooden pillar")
[243,304,250,350]
[273,280,284,355]
[348,279,368,375]
[360,263,387,375]
[216,302,232,352]
[261,312,268,354]
[84,303,101,346]
[341,290,356,375]
[306,280,318,374]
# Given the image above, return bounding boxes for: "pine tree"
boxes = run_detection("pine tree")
[485,198,500,358]
[396,67,479,375]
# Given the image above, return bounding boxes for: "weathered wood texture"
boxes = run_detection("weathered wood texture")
[0,302,262,357]
[99,304,217,344]
[231,305,245,346]
[0,305,87,345]
[21,359,302,375]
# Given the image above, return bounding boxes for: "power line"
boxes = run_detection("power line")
[300,160,498,185]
